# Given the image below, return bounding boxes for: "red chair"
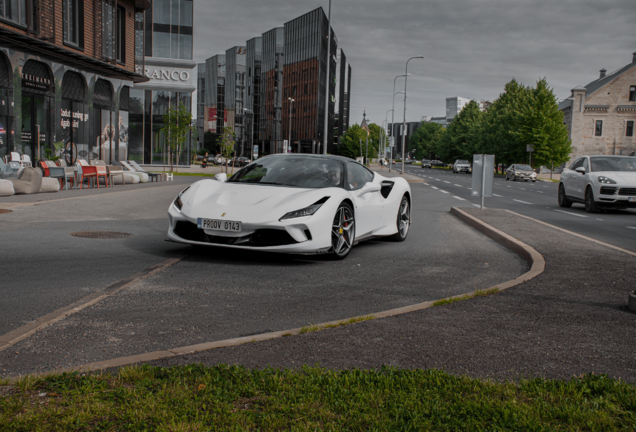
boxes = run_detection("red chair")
[95,165,109,188]
[40,161,50,177]
[78,160,98,189]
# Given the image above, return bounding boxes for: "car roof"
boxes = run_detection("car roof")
[260,153,357,164]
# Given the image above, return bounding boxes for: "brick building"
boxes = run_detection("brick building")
[0,0,150,164]
[559,51,636,165]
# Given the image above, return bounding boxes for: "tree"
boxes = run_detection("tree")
[514,78,572,167]
[161,104,195,172]
[409,122,444,160]
[339,124,367,159]
[217,126,235,174]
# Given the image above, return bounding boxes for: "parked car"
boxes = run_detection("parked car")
[505,164,537,182]
[430,160,444,167]
[453,159,472,174]
[558,155,636,213]
[421,159,431,169]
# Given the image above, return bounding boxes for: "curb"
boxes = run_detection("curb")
[3,208,545,382]
[0,257,184,354]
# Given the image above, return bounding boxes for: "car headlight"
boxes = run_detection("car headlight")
[280,198,329,221]
[173,187,190,211]
[531,172,536,177]
[597,176,616,185]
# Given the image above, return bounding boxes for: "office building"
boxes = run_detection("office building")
[260,27,285,155]
[0,0,150,165]
[204,54,226,146]
[388,121,421,158]
[334,49,351,145]
[245,37,262,157]
[196,63,205,150]
[282,8,337,154]
[225,46,246,155]
[131,0,196,166]
[446,96,471,121]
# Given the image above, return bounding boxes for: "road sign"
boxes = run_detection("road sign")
[527,145,534,153]
[283,140,289,153]
[254,145,259,160]
[471,154,495,209]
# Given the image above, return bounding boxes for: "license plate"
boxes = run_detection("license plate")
[629,197,636,203]
[197,218,242,232]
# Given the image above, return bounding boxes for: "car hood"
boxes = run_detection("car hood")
[592,171,636,183]
[182,179,336,223]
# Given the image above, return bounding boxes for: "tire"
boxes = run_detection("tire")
[505,175,509,181]
[585,187,600,213]
[331,202,355,260]
[390,195,411,242]
[558,183,572,208]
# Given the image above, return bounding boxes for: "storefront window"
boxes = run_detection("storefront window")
[128,88,144,162]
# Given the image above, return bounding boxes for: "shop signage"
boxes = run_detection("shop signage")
[21,73,51,91]
[142,68,190,82]
[60,109,89,130]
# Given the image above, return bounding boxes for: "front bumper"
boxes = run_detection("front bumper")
[596,185,636,208]
[167,205,333,254]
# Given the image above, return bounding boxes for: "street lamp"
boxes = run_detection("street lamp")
[288,97,294,153]
[390,74,409,172]
[385,109,395,165]
[244,108,254,160]
[402,56,424,175]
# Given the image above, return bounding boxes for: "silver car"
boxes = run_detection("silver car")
[453,159,472,174]
[506,164,537,182]
[559,155,636,213]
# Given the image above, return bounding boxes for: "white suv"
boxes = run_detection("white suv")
[453,159,472,174]
[559,155,636,213]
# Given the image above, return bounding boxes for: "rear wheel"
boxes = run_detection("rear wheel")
[585,187,600,213]
[331,202,355,260]
[558,183,572,208]
[390,195,410,242]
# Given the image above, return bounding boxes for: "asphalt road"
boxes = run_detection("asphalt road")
[399,165,636,253]
[0,175,528,376]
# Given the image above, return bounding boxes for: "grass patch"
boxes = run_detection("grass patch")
[433,288,500,307]
[300,315,375,334]
[1,365,634,430]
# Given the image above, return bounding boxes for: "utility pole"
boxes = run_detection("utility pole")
[322,0,332,155]
[402,56,424,175]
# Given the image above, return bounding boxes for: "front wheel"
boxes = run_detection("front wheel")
[558,183,572,208]
[331,202,355,260]
[390,195,410,242]
[585,187,600,213]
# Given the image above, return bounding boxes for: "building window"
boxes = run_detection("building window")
[103,0,116,58]
[63,0,83,48]
[595,120,603,137]
[630,86,636,102]
[0,0,26,26]
[627,121,634,137]
[116,6,125,63]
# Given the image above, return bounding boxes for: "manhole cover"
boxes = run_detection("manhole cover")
[0,209,12,214]
[71,231,133,239]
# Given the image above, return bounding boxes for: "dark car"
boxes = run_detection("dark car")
[421,159,432,169]
[506,164,537,182]
[430,160,444,167]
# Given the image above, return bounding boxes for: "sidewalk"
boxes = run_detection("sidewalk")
[147,208,636,383]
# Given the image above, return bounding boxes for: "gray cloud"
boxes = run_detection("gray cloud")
[193,0,636,127]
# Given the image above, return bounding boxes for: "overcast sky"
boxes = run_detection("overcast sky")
[192,0,636,127]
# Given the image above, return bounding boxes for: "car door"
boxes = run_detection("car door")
[571,157,589,199]
[507,165,515,179]
[346,162,384,237]
[562,158,580,197]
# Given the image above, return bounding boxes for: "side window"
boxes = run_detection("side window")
[582,158,589,172]
[346,162,374,191]
[569,158,581,170]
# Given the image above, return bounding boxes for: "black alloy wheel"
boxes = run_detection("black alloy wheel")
[505,174,510,181]
[331,202,355,260]
[390,195,411,242]
[585,187,600,213]
[558,183,572,208]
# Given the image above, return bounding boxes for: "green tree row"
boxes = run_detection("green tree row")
[338,124,386,160]
[409,78,573,167]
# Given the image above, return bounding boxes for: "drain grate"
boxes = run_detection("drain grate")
[0,209,12,214]
[71,231,133,239]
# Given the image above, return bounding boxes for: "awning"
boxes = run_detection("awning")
[0,28,150,84]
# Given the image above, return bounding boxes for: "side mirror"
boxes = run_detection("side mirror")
[359,182,382,195]
[575,167,586,175]
[215,173,228,182]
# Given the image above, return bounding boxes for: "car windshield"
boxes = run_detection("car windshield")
[457,160,469,164]
[590,157,636,172]
[515,164,532,171]
[422,160,430,163]
[228,156,344,188]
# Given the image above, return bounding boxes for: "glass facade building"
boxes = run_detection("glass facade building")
[245,37,262,157]
[203,54,225,146]
[132,0,196,166]
[225,47,246,155]
[260,27,285,155]
[334,49,351,145]
[196,63,205,150]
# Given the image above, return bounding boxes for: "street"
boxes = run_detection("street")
[398,165,636,253]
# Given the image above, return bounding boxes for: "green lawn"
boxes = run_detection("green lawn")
[1,366,634,430]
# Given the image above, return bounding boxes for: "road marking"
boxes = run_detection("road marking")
[627,227,636,230]
[454,184,462,187]
[519,188,526,190]
[554,210,588,218]
[537,191,544,193]
[431,186,439,190]
[513,199,533,205]
[472,204,481,208]
[453,196,466,200]
[507,186,511,188]
[493,194,503,197]
[440,190,449,194]
[444,181,451,184]
[596,218,603,221]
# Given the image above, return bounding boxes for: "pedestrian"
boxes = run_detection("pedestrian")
[202,152,208,169]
